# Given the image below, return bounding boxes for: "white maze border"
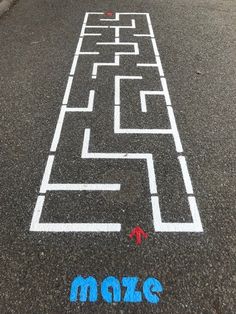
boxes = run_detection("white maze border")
[30,12,203,233]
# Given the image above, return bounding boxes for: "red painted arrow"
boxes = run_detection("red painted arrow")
[129,226,148,245]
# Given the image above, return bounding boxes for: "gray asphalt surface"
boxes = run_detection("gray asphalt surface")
[1,0,236,313]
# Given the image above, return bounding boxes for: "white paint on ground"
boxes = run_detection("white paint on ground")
[30,12,203,233]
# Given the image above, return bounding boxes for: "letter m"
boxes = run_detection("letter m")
[69,276,98,302]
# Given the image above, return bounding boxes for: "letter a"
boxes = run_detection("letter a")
[101,276,121,303]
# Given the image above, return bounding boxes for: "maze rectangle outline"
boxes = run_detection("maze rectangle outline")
[30,12,203,233]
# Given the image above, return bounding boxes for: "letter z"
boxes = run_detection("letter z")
[122,277,142,303]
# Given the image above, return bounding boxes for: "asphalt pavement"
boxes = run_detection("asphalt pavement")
[0,0,236,313]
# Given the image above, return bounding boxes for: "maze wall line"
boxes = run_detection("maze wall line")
[30,12,203,233]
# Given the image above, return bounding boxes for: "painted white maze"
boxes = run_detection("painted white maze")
[30,13,203,233]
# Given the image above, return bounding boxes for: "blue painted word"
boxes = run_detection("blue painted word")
[70,276,163,304]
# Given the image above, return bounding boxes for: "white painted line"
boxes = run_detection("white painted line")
[114,27,119,38]
[155,56,164,77]
[161,78,171,106]
[110,18,136,30]
[83,33,102,36]
[30,195,45,231]
[151,196,203,232]
[116,128,172,134]
[115,43,139,56]
[80,24,86,37]
[46,183,121,191]
[146,13,154,37]
[141,91,165,95]
[88,89,95,111]
[140,90,165,112]
[80,14,89,37]
[82,129,158,196]
[178,156,194,194]
[188,196,203,231]
[83,151,153,160]
[96,42,134,45]
[81,128,90,157]
[154,222,203,232]
[151,196,162,231]
[83,12,89,23]
[147,156,158,194]
[109,19,136,38]
[85,25,109,28]
[66,90,95,112]
[140,91,147,112]
[134,34,151,37]
[151,38,160,56]
[66,108,88,112]
[115,75,142,105]
[62,76,73,105]
[137,62,158,67]
[114,76,121,105]
[113,105,120,132]
[50,105,66,152]
[39,155,54,194]
[114,106,172,134]
[137,57,164,77]
[75,37,83,55]
[80,13,104,37]
[32,223,121,232]
[92,55,120,78]
[96,42,139,56]
[70,55,79,75]
[87,33,102,36]
[167,106,183,153]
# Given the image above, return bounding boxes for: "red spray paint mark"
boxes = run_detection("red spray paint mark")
[129,226,148,245]
[104,10,114,17]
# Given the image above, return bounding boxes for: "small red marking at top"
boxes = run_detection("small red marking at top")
[104,10,114,17]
